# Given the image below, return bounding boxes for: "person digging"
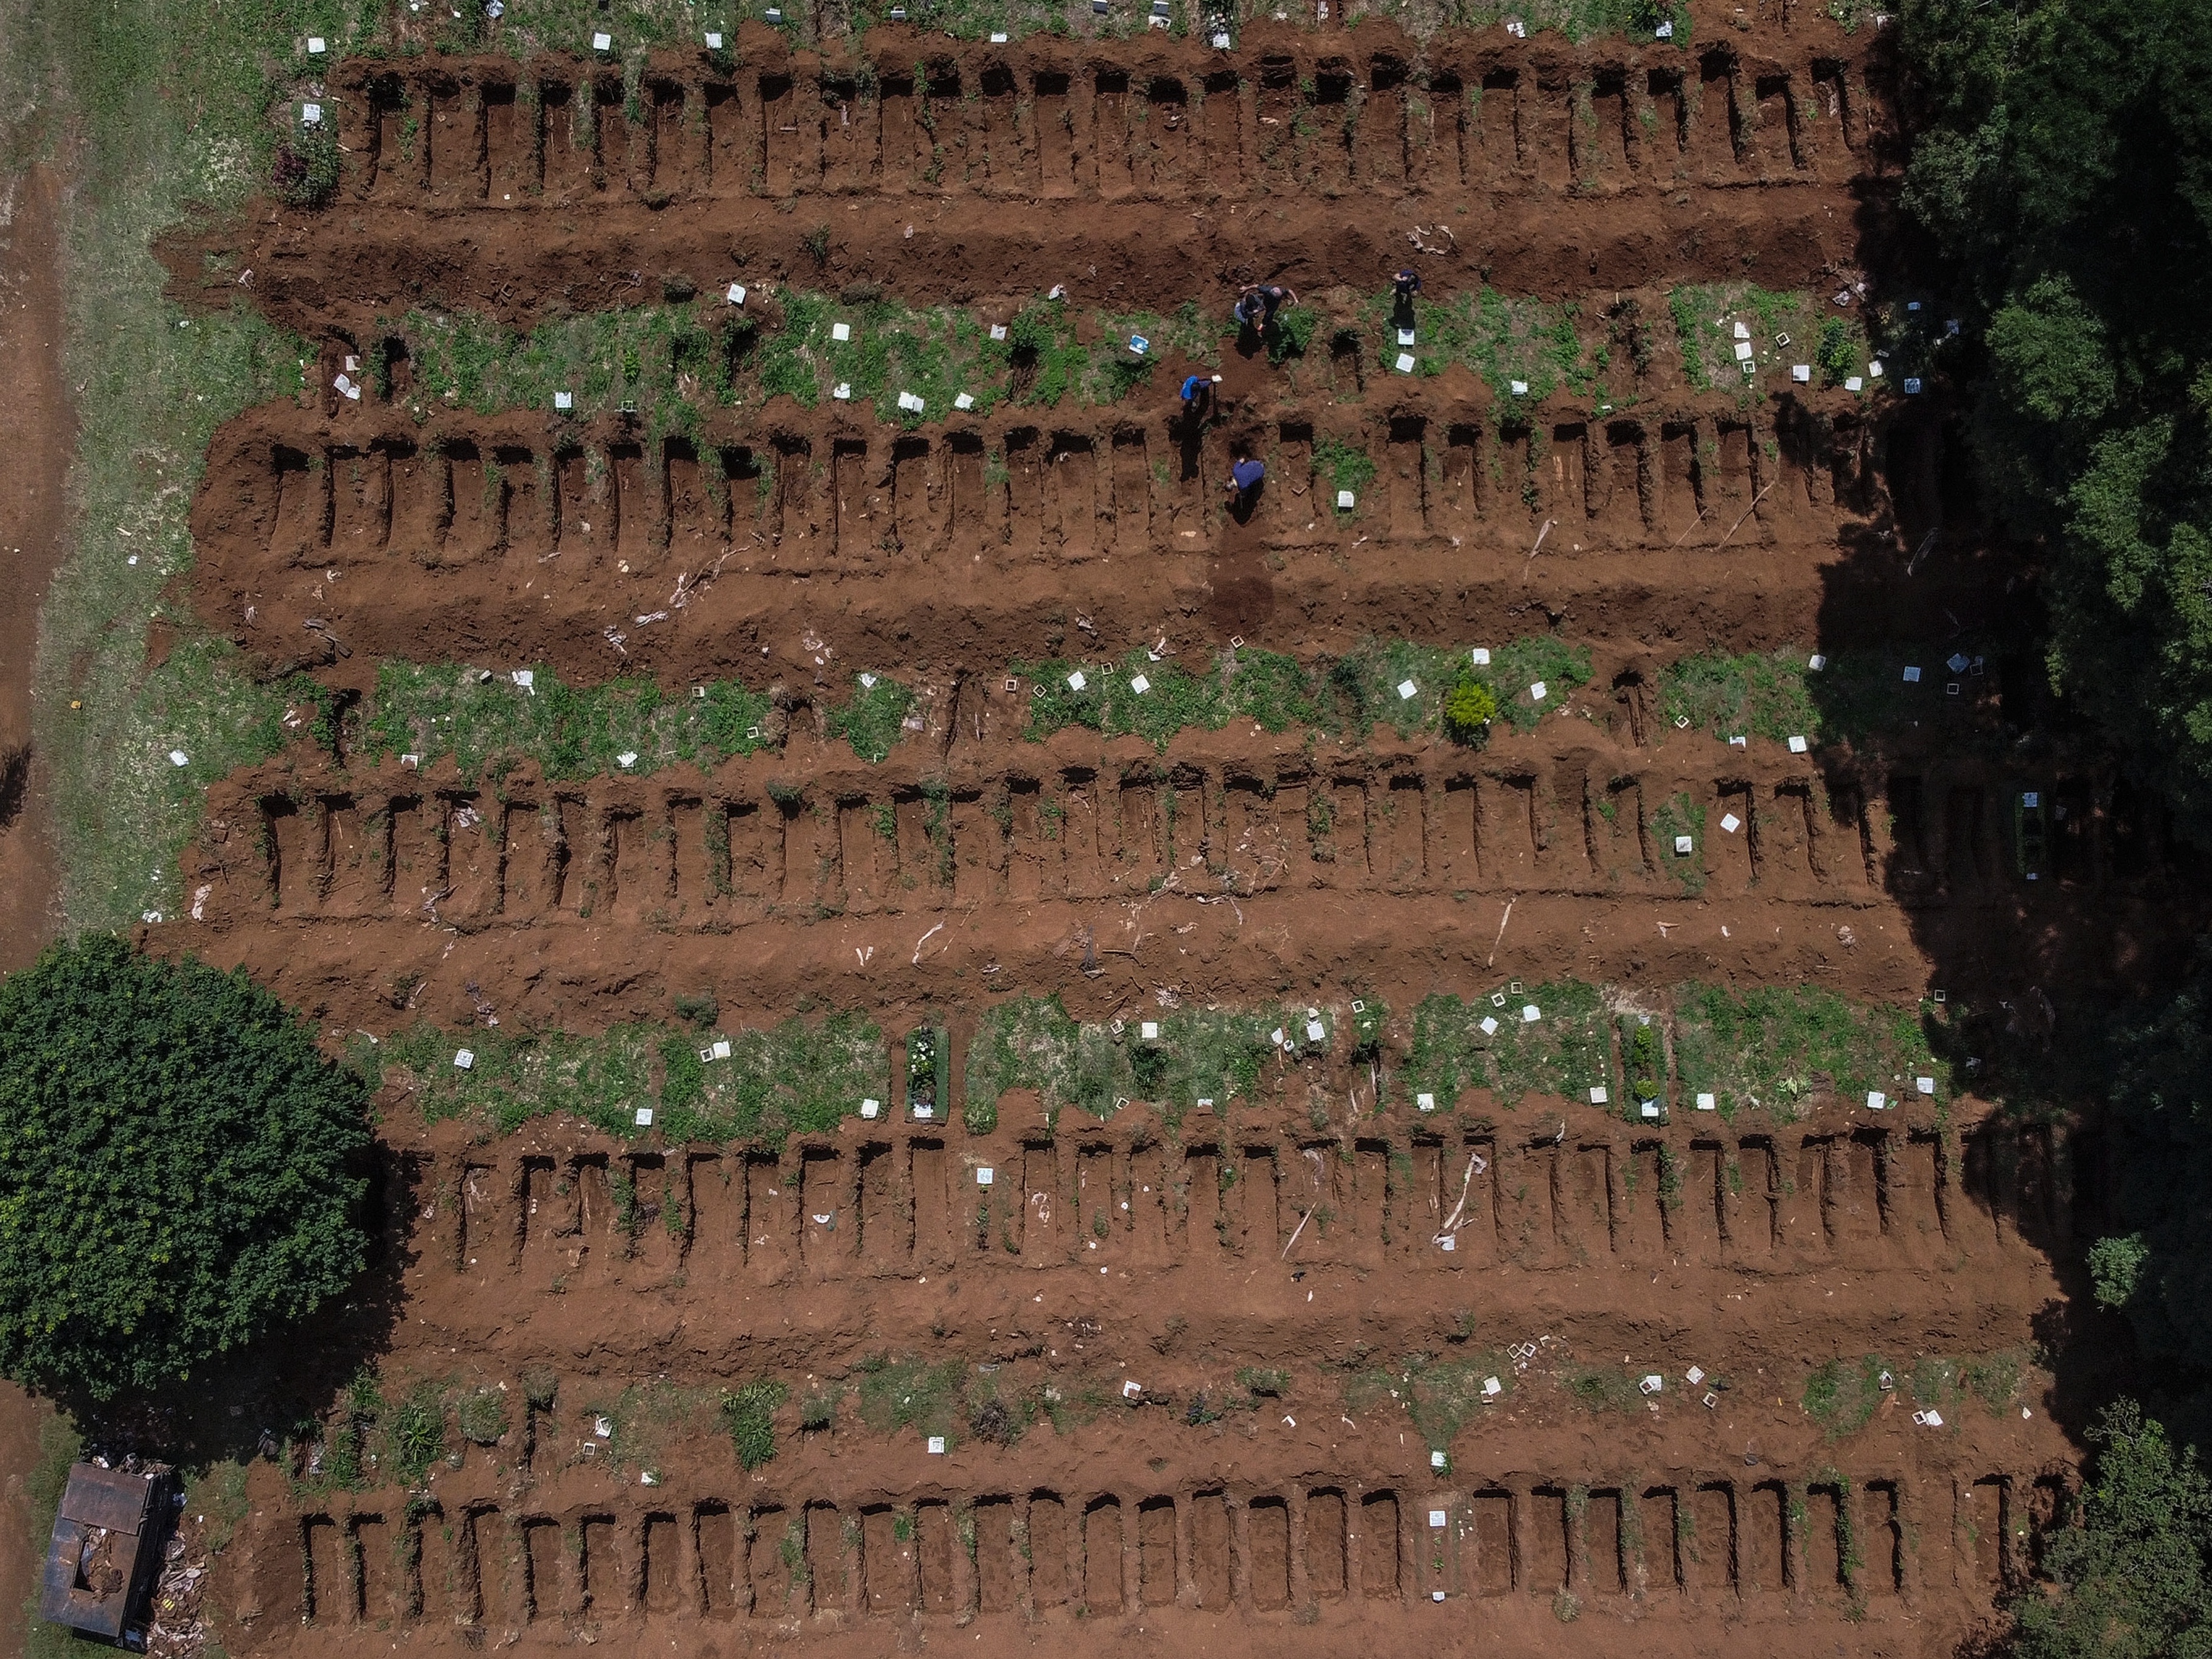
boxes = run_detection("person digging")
[1225,452,1265,520]
[1234,283,1299,344]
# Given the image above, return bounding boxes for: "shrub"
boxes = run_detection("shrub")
[2089,1233,2151,1310]
[1815,317,1856,386]
[1268,306,1320,365]
[1627,1022,1664,1104]
[457,1386,510,1446]
[0,937,370,1398]
[1443,675,1498,742]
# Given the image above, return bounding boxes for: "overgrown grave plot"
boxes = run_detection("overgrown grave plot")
[961,994,1345,1132]
[1399,981,1616,1117]
[375,1010,889,1140]
[1017,635,1593,750]
[1363,285,1610,403]
[361,661,776,778]
[1658,647,2009,749]
[1799,1348,2031,1439]
[200,0,1709,74]
[1669,983,1944,1124]
[1669,283,1869,397]
[386,291,1222,433]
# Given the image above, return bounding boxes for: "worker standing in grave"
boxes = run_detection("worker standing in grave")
[1224,450,1265,516]
[1235,283,1299,335]
[1180,372,1220,424]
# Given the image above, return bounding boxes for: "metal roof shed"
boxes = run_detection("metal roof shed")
[39,1462,164,1640]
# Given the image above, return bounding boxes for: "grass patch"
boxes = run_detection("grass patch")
[385,1381,450,1484]
[1667,285,1848,397]
[1014,636,1589,751]
[1402,983,1614,1110]
[1802,1354,1892,1438]
[722,1379,787,1470]
[1660,647,2000,747]
[1671,983,1941,1123]
[591,1379,701,1482]
[1660,650,1822,742]
[1372,286,1610,401]
[826,673,917,763]
[456,1385,509,1446]
[362,661,773,780]
[19,1404,82,1659]
[1344,1352,1514,1449]
[1564,1366,1646,1413]
[855,1356,967,1444]
[1909,1352,2026,1417]
[964,995,1293,1127]
[378,1012,887,1143]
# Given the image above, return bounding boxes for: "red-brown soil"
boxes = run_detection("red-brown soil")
[169,21,1907,341]
[192,368,1967,687]
[48,12,2188,1659]
[198,1080,2084,1656]
[166,707,2200,1035]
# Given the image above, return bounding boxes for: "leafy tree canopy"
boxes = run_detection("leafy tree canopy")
[0,936,370,1399]
[1903,0,2212,824]
[2012,1402,2212,1659]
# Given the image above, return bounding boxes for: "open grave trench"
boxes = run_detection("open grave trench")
[197,378,1960,683]
[193,19,1907,338]
[156,14,2164,1654]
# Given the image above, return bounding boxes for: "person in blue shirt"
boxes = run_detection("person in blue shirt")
[1225,453,1265,515]
[1234,283,1298,333]
[1180,373,1219,420]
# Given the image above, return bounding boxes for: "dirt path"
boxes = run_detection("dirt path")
[0,158,75,1659]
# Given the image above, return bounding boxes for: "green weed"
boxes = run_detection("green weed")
[1671,983,1940,1123]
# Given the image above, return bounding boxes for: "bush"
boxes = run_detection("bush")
[1268,306,1320,365]
[0,937,370,1398]
[2091,1233,2152,1311]
[1815,316,1856,386]
[1627,1022,1664,1104]
[1442,675,1498,742]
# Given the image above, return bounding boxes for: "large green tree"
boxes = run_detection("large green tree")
[2013,1403,2212,1659]
[1904,0,2212,823]
[0,936,370,1398]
